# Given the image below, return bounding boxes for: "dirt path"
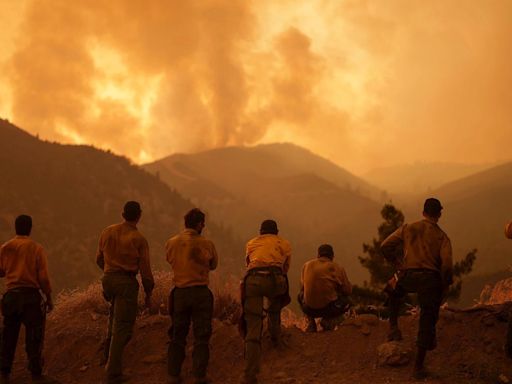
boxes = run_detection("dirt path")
[8,307,511,384]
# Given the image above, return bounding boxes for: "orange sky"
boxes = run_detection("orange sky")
[1,0,511,173]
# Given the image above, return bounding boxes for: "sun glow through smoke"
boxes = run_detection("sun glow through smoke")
[0,0,511,172]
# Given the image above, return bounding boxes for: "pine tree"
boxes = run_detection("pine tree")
[358,203,404,288]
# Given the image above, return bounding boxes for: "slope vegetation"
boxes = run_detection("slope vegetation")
[6,277,512,384]
[0,118,243,290]
[425,162,512,275]
[144,144,383,285]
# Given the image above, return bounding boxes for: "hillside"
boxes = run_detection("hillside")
[429,162,512,275]
[364,162,492,197]
[6,277,512,384]
[144,144,383,287]
[0,118,243,290]
[393,162,512,304]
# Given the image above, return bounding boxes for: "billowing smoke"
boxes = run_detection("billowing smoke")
[3,0,512,171]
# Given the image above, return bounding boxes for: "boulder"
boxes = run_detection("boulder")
[357,314,380,326]
[377,341,412,367]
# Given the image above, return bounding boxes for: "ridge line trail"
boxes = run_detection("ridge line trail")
[8,306,511,384]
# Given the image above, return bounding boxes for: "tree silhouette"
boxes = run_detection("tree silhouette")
[358,203,404,288]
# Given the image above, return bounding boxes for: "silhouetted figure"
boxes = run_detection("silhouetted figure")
[504,221,512,358]
[381,198,453,379]
[240,220,291,384]
[96,201,154,384]
[166,208,218,384]
[0,215,53,384]
[298,244,352,332]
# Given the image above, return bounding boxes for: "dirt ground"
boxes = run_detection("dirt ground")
[7,300,512,384]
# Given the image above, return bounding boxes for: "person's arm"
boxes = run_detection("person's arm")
[245,241,252,268]
[138,237,155,296]
[282,240,292,274]
[380,226,405,266]
[209,241,219,271]
[440,235,453,287]
[36,247,53,311]
[96,231,105,270]
[0,248,5,277]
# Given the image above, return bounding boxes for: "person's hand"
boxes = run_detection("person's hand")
[46,298,54,313]
[145,294,152,310]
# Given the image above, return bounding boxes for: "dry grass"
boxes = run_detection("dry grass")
[51,271,242,323]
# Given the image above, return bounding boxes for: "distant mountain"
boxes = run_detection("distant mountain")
[0,118,242,290]
[364,162,492,196]
[144,143,383,285]
[432,162,512,274]
[398,162,512,280]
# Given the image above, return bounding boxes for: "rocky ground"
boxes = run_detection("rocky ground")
[6,279,512,384]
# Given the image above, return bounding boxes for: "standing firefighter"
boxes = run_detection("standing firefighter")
[166,208,218,384]
[241,220,291,384]
[381,198,453,379]
[96,201,154,384]
[0,215,53,384]
[298,244,352,332]
[504,221,512,358]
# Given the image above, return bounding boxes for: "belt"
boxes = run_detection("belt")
[7,287,40,294]
[405,268,440,274]
[247,266,283,276]
[105,270,137,277]
[174,285,208,290]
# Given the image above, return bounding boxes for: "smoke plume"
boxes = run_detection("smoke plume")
[2,0,512,171]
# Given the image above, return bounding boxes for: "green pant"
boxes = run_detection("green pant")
[102,273,139,379]
[168,286,213,379]
[388,269,443,350]
[243,273,287,383]
[0,288,45,376]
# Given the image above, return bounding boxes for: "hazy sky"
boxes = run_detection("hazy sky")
[1,0,511,173]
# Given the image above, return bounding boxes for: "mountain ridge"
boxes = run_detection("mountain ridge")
[0,118,243,290]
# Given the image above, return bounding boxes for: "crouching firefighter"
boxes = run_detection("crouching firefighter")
[240,220,291,384]
[381,198,453,380]
[298,244,352,332]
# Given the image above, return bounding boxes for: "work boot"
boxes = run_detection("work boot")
[505,343,512,359]
[387,327,403,341]
[106,374,130,384]
[412,367,430,380]
[31,375,59,384]
[167,375,182,384]
[320,317,334,331]
[305,317,317,333]
[240,376,257,384]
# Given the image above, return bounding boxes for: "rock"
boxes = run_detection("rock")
[377,342,412,367]
[141,354,165,364]
[499,374,510,383]
[439,310,455,321]
[358,314,379,326]
[343,317,363,328]
[361,325,371,336]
